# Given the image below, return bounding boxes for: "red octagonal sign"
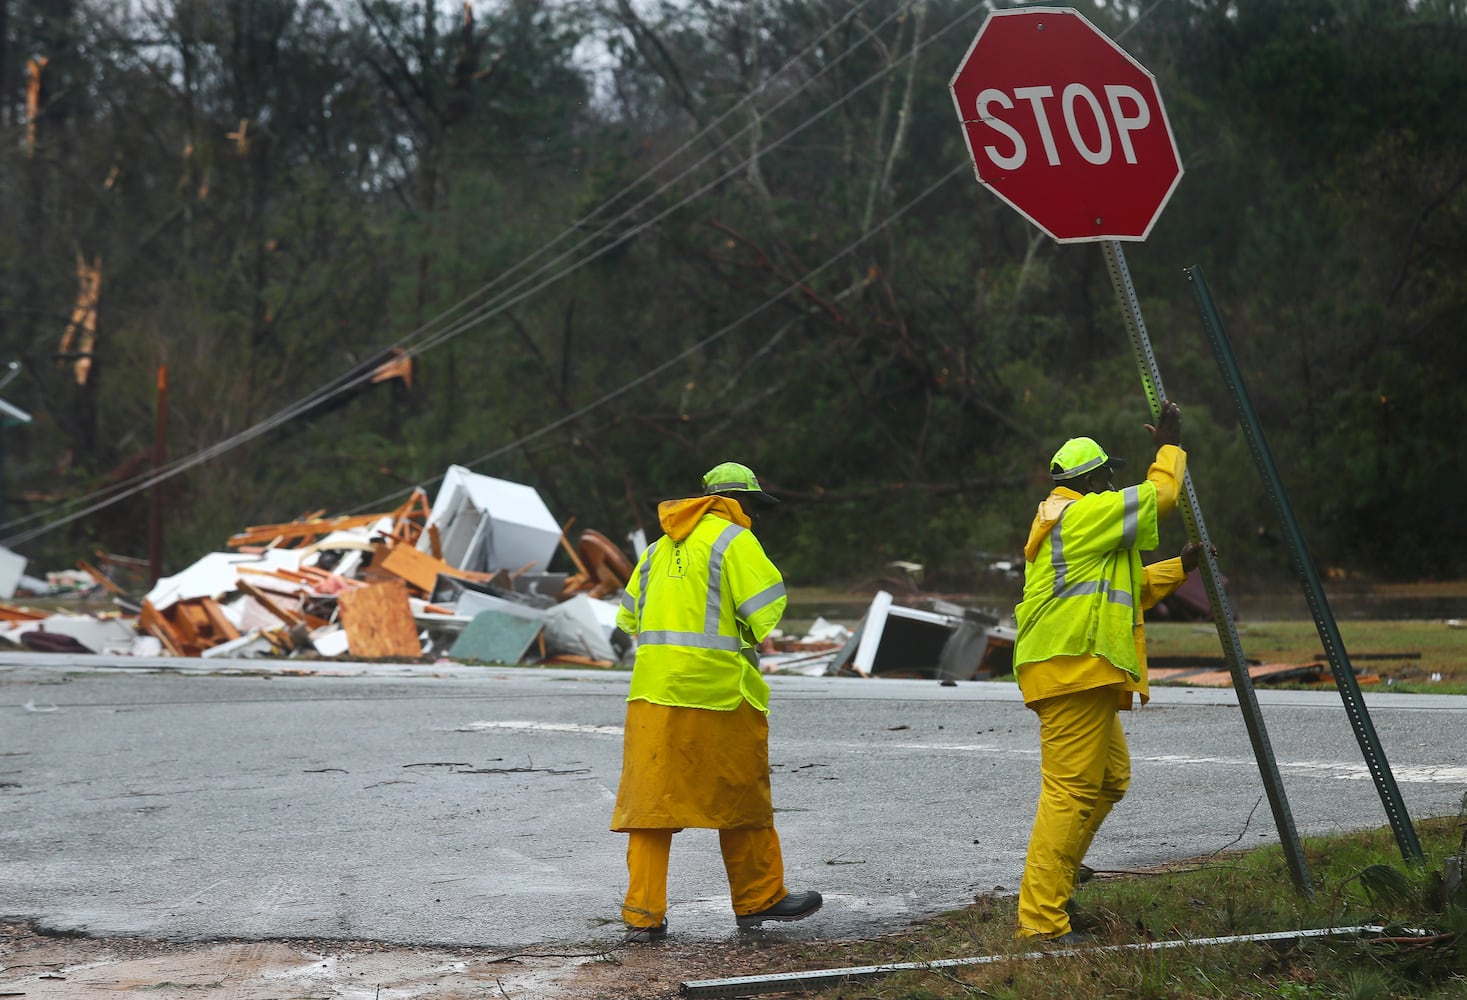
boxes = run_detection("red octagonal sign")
[949,7,1183,243]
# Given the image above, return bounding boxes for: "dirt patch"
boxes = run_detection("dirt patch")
[0,921,866,999]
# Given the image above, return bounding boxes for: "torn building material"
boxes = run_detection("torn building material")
[449,609,544,664]
[10,465,639,667]
[0,612,136,655]
[454,587,551,623]
[542,593,621,664]
[760,618,855,676]
[0,546,26,600]
[418,465,562,575]
[845,590,1014,681]
[226,511,391,550]
[376,540,496,594]
[338,580,421,659]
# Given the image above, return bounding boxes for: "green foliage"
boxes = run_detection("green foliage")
[801,814,1467,1000]
[0,0,1463,590]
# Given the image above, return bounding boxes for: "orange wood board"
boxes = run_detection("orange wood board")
[338,579,420,659]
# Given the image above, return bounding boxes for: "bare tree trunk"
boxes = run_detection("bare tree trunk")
[32,1,99,465]
[743,0,772,205]
[1009,228,1048,315]
[857,13,903,234]
[862,2,926,233]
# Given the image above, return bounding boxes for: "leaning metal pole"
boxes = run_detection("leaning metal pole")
[1100,240,1313,895]
[1185,266,1423,864]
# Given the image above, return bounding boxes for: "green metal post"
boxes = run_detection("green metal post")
[1185,266,1423,864]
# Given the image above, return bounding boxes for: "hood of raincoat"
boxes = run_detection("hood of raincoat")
[1022,487,1082,563]
[656,495,751,542]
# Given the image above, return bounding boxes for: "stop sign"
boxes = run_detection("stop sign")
[949,7,1182,243]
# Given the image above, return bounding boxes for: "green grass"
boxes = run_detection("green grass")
[783,806,1467,999]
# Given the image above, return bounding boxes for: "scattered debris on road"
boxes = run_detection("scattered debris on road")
[0,469,1023,681]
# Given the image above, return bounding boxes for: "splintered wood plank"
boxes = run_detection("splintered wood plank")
[226,511,392,548]
[557,518,590,577]
[200,598,241,642]
[235,580,303,626]
[389,488,432,547]
[376,542,441,593]
[76,559,127,597]
[139,599,185,657]
[338,579,420,659]
[377,542,495,593]
[172,602,209,649]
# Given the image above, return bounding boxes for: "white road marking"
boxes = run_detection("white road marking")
[459,720,624,736]
[887,743,1466,783]
[459,727,1465,784]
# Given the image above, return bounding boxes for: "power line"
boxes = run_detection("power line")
[350,161,973,516]
[0,0,916,542]
[2,1,988,546]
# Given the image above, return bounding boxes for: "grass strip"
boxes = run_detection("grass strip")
[751,806,1467,999]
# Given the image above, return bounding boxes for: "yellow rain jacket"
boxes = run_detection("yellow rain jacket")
[615,495,787,713]
[612,495,788,831]
[1014,445,1187,709]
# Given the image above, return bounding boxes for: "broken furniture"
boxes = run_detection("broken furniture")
[841,590,1015,681]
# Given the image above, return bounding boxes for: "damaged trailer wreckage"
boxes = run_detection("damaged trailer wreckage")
[0,466,633,667]
[0,466,1019,680]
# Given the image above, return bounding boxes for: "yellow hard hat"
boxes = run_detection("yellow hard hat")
[1049,437,1123,481]
[702,461,779,503]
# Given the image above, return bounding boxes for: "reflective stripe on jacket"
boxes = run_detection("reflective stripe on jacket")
[616,496,787,713]
[1013,445,1185,680]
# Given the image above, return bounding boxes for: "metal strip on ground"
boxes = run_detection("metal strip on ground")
[680,926,1383,998]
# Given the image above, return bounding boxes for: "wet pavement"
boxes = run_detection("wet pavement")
[3,655,1466,996]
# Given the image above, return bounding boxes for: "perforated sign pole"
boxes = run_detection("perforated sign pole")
[1185,266,1423,865]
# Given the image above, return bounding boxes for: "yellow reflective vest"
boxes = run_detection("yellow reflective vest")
[1014,445,1186,681]
[616,495,788,713]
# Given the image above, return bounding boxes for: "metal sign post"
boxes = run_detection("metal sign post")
[1103,242,1314,895]
[1185,266,1423,864]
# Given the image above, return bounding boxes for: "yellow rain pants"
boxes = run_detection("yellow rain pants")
[614,699,788,928]
[621,826,787,927]
[1016,685,1131,939]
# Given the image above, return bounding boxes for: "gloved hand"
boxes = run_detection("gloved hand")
[1180,539,1216,573]
[1146,399,1182,448]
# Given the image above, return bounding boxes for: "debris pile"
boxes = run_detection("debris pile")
[0,472,1024,680]
[0,466,634,666]
[760,592,1017,681]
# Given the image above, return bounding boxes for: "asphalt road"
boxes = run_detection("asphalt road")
[3,654,1465,951]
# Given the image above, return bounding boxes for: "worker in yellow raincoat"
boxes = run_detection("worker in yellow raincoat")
[612,461,823,942]
[1012,400,1205,943]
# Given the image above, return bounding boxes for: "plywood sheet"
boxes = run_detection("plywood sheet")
[338,579,420,659]
[379,542,495,593]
